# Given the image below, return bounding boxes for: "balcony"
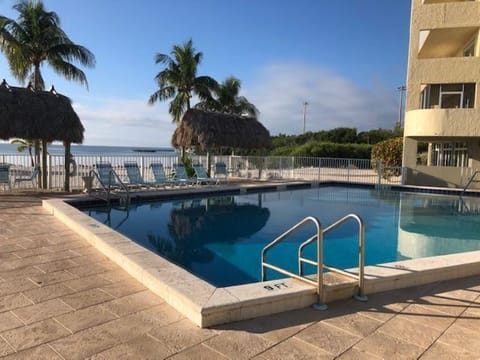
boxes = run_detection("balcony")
[418,27,478,59]
[404,108,480,137]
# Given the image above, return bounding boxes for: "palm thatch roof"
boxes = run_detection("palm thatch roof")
[171,109,271,150]
[0,79,84,143]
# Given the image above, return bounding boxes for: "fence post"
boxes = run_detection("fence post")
[347,159,351,183]
[377,160,382,187]
[47,154,52,189]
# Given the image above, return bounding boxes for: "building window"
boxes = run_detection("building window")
[420,83,475,109]
[430,142,468,167]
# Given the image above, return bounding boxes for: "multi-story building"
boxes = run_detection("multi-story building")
[403,0,480,188]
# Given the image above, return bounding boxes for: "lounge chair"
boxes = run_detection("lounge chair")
[214,162,229,182]
[150,162,176,187]
[124,161,150,188]
[13,165,39,188]
[172,163,194,185]
[0,164,11,190]
[93,162,123,189]
[192,163,218,185]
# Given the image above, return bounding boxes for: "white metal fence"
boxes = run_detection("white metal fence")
[0,153,404,191]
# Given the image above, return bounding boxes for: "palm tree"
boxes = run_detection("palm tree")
[195,76,258,117]
[0,0,95,188]
[10,138,34,167]
[148,39,217,123]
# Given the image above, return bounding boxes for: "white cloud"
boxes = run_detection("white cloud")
[72,98,176,147]
[71,63,399,147]
[245,63,398,135]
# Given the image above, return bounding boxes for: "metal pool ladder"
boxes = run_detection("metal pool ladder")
[261,214,367,310]
[462,170,480,195]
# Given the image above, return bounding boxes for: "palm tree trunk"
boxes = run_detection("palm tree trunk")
[42,139,48,189]
[64,142,70,192]
[33,63,48,189]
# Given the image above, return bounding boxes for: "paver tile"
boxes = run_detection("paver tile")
[215,307,319,343]
[419,341,479,360]
[12,298,73,324]
[1,318,71,351]
[355,331,424,360]
[0,278,38,297]
[204,330,274,360]
[377,315,443,348]
[148,318,217,353]
[436,323,480,354]
[60,288,115,310]
[88,334,173,359]
[63,274,113,292]
[0,337,14,357]
[0,344,63,359]
[99,278,146,298]
[28,270,78,287]
[169,344,229,360]
[259,337,333,359]
[295,322,361,356]
[337,347,382,360]
[50,323,120,360]
[0,311,24,332]
[322,312,383,337]
[35,258,79,273]
[398,303,456,331]
[0,293,33,312]
[55,303,118,333]
[100,290,163,317]
[22,282,76,303]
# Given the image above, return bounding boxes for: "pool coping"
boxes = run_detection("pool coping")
[43,182,480,327]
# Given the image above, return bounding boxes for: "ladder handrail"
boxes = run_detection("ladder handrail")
[261,213,367,308]
[298,213,366,299]
[261,216,324,306]
[88,169,130,206]
[463,170,480,194]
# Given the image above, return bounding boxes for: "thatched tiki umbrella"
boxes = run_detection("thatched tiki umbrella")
[171,109,271,173]
[0,80,84,191]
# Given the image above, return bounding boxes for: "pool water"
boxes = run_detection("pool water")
[81,186,480,287]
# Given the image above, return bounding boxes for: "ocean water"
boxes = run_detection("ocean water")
[0,143,176,156]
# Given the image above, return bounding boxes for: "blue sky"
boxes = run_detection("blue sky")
[0,0,411,147]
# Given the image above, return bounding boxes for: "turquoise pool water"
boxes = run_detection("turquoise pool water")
[81,186,480,287]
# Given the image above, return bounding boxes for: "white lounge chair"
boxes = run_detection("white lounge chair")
[0,164,11,190]
[94,162,123,189]
[193,163,218,185]
[173,163,194,185]
[124,161,150,188]
[150,163,176,187]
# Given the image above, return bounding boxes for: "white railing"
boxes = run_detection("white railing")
[0,153,404,190]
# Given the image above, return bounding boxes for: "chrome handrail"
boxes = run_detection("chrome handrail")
[299,213,366,301]
[462,170,480,194]
[88,169,130,206]
[261,213,367,310]
[261,216,325,308]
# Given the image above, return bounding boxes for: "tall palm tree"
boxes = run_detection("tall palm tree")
[148,39,217,123]
[0,0,95,188]
[195,76,258,117]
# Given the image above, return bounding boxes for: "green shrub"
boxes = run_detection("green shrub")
[371,137,403,178]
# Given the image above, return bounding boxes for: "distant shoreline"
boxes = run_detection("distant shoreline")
[0,143,176,156]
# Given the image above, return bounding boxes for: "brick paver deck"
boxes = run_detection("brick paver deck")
[0,193,479,359]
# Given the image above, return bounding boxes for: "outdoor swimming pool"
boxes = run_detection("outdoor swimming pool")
[81,186,480,287]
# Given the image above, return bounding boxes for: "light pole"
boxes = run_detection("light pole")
[303,101,308,134]
[397,85,406,128]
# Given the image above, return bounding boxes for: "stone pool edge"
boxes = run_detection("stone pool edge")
[43,188,480,328]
